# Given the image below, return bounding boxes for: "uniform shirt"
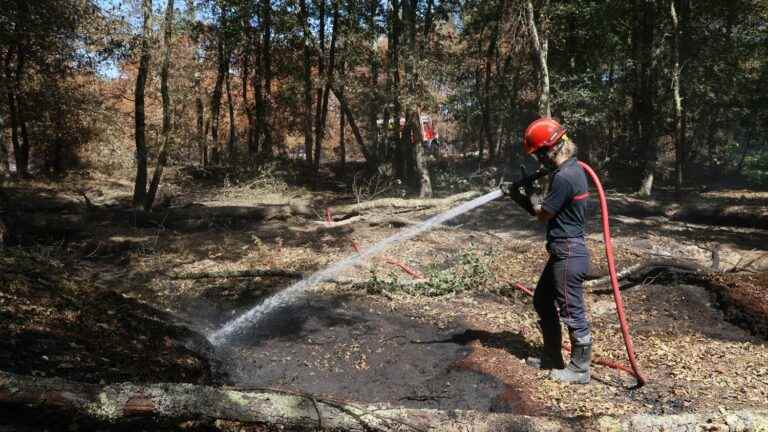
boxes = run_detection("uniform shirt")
[541,157,589,241]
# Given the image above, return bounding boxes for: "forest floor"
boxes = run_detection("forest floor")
[1,162,768,428]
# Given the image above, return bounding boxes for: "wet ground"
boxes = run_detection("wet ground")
[214,294,530,413]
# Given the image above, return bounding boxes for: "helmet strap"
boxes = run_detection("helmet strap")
[536,139,566,170]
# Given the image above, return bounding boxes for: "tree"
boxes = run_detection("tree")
[259,0,273,157]
[670,0,686,195]
[526,0,551,118]
[209,7,230,165]
[0,104,6,173]
[145,0,175,211]
[299,0,314,166]
[133,0,153,207]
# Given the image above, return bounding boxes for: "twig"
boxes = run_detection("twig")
[308,394,324,430]
[728,252,768,273]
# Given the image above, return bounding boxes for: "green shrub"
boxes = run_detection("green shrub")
[364,247,495,297]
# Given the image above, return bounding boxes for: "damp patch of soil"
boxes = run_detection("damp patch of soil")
[0,248,221,385]
[213,293,541,415]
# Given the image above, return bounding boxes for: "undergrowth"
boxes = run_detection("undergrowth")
[364,246,496,297]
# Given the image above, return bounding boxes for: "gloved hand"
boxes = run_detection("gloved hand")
[509,185,542,216]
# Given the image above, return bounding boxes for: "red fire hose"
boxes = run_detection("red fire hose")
[515,162,647,387]
[579,161,647,386]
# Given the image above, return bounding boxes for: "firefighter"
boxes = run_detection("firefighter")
[508,117,592,384]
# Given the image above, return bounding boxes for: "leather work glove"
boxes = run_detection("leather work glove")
[509,185,542,217]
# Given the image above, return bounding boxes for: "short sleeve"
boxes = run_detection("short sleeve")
[541,173,573,215]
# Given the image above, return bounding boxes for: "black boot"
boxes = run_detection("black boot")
[550,333,592,384]
[526,321,565,370]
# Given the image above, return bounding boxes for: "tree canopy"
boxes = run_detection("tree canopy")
[1,0,766,196]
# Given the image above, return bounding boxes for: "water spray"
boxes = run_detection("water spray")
[208,189,504,345]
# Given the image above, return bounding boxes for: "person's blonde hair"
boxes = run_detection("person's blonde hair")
[553,134,577,161]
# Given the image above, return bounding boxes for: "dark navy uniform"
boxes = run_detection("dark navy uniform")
[533,157,591,340]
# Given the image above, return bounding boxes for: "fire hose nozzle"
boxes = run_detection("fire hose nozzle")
[499,167,550,197]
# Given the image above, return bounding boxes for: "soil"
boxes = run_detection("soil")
[0,249,220,386]
[1,166,768,427]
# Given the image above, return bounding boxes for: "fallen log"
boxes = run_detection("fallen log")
[585,259,708,289]
[4,204,308,239]
[122,204,300,228]
[329,191,482,215]
[3,371,768,431]
[671,203,768,230]
[0,371,561,431]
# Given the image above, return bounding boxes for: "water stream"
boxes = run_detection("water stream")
[208,189,503,345]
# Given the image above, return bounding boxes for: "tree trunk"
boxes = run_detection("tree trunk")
[195,73,206,166]
[472,68,484,160]
[145,0,174,211]
[3,50,18,174]
[225,62,237,161]
[413,111,432,198]
[260,0,273,157]
[422,0,433,57]
[315,0,340,171]
[526,0,551,118]
[252,20,264,158]
[367,0,381,164]
[313,0,327,171]
[389,0,403,181]
[671,0,683,196]
[339,102,346,174]
[13,45,30,177]
[482,52,493,162]
[133,0,152,207]
[242,17,255,158]
[300,0,314,166]
[186,0,205,166]
[0,99,7,173]
[338,59,346,173]
[401,0,429,196]
[209,15,229,166]
[735,131,754,173]
[636,0,658,197]
[330,86,371,163]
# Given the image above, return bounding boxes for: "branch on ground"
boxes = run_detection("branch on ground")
[584,259,708,289]
[328,190,482,216]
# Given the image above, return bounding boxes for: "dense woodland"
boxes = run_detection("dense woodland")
[1,0,767,199]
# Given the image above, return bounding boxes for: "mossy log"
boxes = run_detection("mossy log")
[2,371,768,431]
[0,371,559,431]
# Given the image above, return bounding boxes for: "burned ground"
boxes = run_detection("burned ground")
[1,168,767,429]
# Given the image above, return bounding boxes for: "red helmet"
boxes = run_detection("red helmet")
[523,118,566,155]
